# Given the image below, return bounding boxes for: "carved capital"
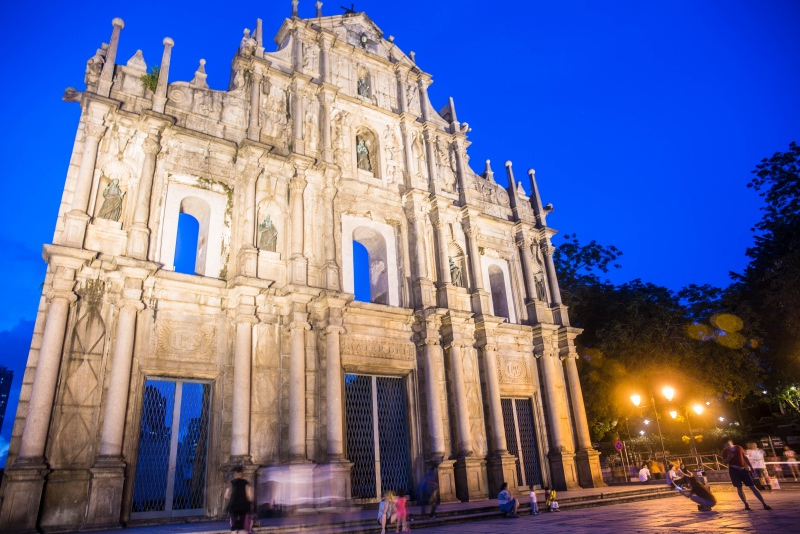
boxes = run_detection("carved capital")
[325,325,346,336]
[142,135,161,155]
[115,297,145,312]
[289,321,311,331]
[84,122,106,140]
[290,176,308,193]
[47,289,78,304]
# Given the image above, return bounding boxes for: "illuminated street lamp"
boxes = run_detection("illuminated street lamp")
[692,404,704,416]
[718,417,725,422]
[669,410,678,419]
[630,387,674,468]
[644,419,650,425]
[639,430,646,436]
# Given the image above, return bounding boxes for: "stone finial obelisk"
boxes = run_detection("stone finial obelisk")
[504,160,518,209]
[292,0,299,17]
[484,159,495,183]
[152,37,174,114]
[316,1,323,17]
[448,96,461,132]
[527,168,547,227]
[97,18,124,97]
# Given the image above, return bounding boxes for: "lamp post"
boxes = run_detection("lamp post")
[671,403,704,468]
[631,387,672,472]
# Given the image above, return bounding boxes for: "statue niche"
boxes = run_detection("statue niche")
[449,257,464,288]
[258,214,278,252]
[356,65,372,100]
[355,128,378,176]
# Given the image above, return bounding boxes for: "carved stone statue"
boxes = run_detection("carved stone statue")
[357,76,371,99]
[357,138,371,172]
[84,47,106,85]
[449,257,464,288]
[535,275,547,302]
[258,214,278,252]
[97,178,125,221]
[239,29,257,57]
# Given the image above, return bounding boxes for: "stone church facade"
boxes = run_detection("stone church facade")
[0,4,603,532]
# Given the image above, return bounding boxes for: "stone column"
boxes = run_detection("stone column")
[463,224,490,314]
[448,342,472,456]
[289,172,308,285]
[319,92,333,163]
[0,271,77,534]
[231,315,257,461]
[238,165,260,277]
[98,299,142,457]
[248,70,263,140]
[18,277,76,461]
[289,319,311,461]
[542,242,562,306]
[152,38,174,114]
[422,339,446,459]
[396,69,408,114]
[539,345,579,490]
[482,345,507,455]
[519,237,538,302]
[322,182,339,289]
[127,134,161,259]
[319,37,331,83]
[86,287,145,529]
[97,18,125,97]
[422,126,438,187]
[325,326,345,459]
[291,78,305,154]
[434,219,452,286]
[61,122,106,248]
[565,352,606,487]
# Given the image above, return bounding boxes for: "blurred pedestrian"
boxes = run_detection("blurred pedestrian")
[784,446,800,481]
[545,486,560,512]
[395,490,410,532]
[497,482,520,518]
[746,442,771,491]
[529,484,540,515]
[638,463,650,482]
[721,437,772,511]
[418,468,439,519]
[224,467,253,534]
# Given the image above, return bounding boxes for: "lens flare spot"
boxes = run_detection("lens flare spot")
[686,323,712,340]
[716,331,746,349]
[710,313,744,333]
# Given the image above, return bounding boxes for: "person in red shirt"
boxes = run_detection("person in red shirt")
[721,437,772,511]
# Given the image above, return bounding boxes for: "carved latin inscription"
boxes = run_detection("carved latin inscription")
[340,337,415,361]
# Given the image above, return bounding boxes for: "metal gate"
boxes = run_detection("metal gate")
[345,374,412,500]
[501,398,543,488]
[131,379,211,519]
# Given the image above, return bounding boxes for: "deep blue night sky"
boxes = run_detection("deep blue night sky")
[1,0,798,465]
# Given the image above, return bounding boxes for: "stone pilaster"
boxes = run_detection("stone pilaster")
[289,169,308,285]
[248,69,263,140]
[462,220,490,315]
[289,313,311,462]
[231,302,258,462]
[404,193,435,308]
[238,163,260,277]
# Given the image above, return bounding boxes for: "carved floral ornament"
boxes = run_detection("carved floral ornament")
[497,354,531,385]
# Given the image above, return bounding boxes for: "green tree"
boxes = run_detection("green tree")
[739,141,800,381]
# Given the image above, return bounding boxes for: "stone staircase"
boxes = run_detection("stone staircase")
[252,486,679,534]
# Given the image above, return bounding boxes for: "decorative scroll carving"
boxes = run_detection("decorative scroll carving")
[497,354,530,385]
[340,337,415,360]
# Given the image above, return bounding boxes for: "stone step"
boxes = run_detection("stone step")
[251,487,678,533]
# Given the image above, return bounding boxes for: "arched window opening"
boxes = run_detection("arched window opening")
[488,265,509,319]
[353,241,371,303]
[174,213,199,275]
[174,196,212,276]
[353,226,389,305]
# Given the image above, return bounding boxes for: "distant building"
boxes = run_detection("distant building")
[0,366,12,430]
[0,4,604,533]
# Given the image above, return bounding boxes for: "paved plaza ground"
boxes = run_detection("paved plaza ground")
[423,490,800,533]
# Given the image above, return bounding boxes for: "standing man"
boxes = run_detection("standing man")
[721,437,772,511]
[745,442,771,492]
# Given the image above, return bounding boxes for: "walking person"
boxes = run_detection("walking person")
[418,468,439,519]
[528,484,540,515]
[224,467,253,534]
[721,437,772,511]
[784,446,800,481]
[497,482,520,518]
